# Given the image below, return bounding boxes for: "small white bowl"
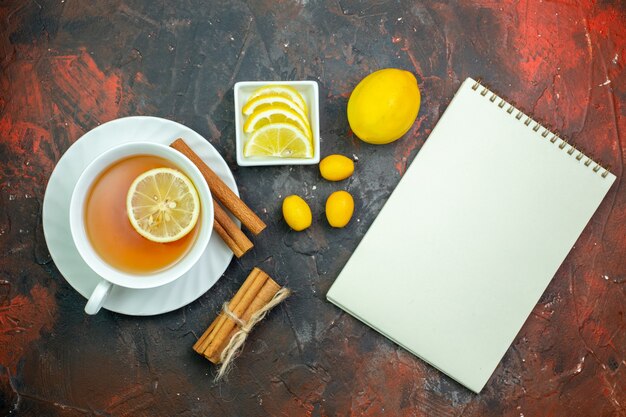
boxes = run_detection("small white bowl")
[234,80,320,166]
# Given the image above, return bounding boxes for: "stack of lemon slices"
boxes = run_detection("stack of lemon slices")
[242,85,314,159]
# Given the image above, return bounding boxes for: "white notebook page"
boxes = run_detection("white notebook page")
[327,77,615,393]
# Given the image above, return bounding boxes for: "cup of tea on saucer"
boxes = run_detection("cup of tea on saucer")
[69,142,214,315]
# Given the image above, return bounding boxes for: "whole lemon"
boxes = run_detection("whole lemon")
[347,68,420,144]
[319,154,354,181]
[325,191,354,228]
[282,195,312,231]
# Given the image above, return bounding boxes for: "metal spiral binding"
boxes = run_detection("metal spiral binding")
[471,79,610,178]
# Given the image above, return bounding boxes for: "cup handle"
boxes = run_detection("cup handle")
[84,280,113,315]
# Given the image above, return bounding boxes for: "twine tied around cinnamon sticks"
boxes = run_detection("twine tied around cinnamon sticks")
[193,268,291,382]
[216,287,291,380]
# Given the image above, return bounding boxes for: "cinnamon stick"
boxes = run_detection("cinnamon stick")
[171,138,266,235]
[193,268,282,364]
[193,268,259,353]
[203,270,268,360]
[212,200,253,258]
[207,278,280,363]
[193,268,266,357]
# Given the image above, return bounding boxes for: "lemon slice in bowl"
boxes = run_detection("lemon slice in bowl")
[242,94,309,121]
[126,168,200,243]
[243,105,312,138]
[246,85,307,112]
[244,123,313,158]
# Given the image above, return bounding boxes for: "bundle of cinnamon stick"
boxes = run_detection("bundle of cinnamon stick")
[193,268,290,380]
[170,139,266,257]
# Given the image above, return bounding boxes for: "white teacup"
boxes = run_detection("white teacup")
[69,142,214,315]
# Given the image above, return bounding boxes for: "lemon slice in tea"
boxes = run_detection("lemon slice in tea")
[243,123,313,158]
[246,85,308,112]
[126,168,200,243]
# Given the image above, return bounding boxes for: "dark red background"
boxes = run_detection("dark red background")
[1,1,625,416]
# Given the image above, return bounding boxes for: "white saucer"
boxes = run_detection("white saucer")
[42,116,238,316]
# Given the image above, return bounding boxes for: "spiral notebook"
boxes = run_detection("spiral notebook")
[327,77,615,393]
